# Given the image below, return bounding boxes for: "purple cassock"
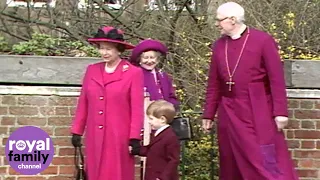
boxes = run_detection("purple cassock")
[202,27,299,180]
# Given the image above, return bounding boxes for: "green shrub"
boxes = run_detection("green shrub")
[10,33,99,57]
[0,36,10,53]
[178,111,219,180]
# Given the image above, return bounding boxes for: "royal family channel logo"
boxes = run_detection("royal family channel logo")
[5,126,54,175]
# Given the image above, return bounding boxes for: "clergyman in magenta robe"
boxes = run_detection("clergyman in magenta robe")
[202,2,299,180]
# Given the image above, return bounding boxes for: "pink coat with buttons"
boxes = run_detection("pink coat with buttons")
[71,60,144,180]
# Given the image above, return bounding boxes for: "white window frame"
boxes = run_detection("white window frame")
[6,0,56,8]
[146,0,195,11]
[146,0,173,10]
[78,0,123,10]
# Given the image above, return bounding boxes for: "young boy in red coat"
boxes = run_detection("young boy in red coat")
[130,100,180,180]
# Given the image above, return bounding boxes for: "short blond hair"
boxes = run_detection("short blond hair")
[146,100,176,123]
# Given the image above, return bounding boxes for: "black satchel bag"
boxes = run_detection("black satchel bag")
[170,116,193,141]
[74,145,87,180]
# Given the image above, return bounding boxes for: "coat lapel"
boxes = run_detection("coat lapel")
[149,127,170,146]
[103,60,126,86]
[91,60,128,87]
[91,62,105,87]
[157,70,169,100]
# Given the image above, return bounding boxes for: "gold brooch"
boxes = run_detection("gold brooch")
[122,64,129,72]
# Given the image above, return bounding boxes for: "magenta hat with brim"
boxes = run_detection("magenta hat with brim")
[130,39,168,65]
[88,26,135,50]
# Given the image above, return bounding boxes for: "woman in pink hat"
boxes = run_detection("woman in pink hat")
[70,26,144,180]
[130,39,180,110]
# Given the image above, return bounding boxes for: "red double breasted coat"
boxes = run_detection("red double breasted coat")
[71,60,144,180]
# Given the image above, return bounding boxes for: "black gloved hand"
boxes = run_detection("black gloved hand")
[129,139,141,155]
[71,134,82,147]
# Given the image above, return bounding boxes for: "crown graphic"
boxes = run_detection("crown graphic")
[17,142,25,148]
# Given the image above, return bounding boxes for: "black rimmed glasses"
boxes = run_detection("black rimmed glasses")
[215,17,229,22]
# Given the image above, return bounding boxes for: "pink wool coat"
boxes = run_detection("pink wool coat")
[71,60,144,180]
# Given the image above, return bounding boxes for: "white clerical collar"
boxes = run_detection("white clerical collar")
[230,24,247,40]
[154,124,170,136]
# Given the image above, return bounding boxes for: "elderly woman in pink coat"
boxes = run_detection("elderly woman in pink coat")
[70,26,144,180]
[129,39,180,111]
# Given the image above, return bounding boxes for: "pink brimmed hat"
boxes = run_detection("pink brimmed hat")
[88,26,135,49]
[130,39,168,65]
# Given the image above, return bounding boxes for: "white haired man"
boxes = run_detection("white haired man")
[202,2,299,180]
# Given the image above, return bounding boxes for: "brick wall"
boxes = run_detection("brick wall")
[0,87,319,179]
[286,98,320,179]
[0,94,80,180]
[0,87,143,180]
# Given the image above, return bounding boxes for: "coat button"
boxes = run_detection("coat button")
[99,96,103,100]
[99,111,103,115]
[98,125,103,129]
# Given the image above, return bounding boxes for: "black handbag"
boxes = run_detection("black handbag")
[170,116,193,141]
[74,145,87,180]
